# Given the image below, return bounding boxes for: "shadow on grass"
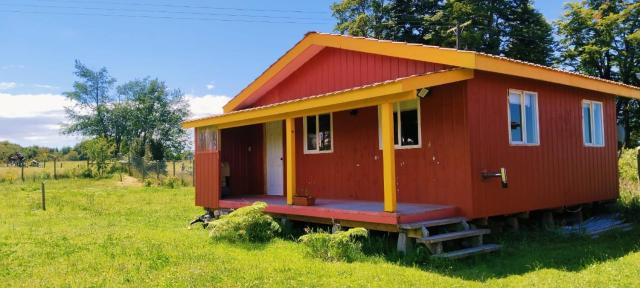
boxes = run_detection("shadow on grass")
[361,225,640,282]
[207,237,271,251]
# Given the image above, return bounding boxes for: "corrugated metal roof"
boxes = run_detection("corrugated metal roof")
[185,68,461,123]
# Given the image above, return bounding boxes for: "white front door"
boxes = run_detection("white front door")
[265,121,284,196]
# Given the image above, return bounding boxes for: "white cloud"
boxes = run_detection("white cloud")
[0,82,17,90]
[0,92,229,148]
[33,84,60,90]
[0,93,72,118]
[0,92,79,147]
[206,83,216,90]
[185,94,231,119]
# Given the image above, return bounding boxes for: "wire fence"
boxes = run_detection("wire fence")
[126,156,194,187]
[0,158,194,186]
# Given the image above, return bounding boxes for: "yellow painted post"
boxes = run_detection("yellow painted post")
[380,102,397,212]
[285,118,296,205]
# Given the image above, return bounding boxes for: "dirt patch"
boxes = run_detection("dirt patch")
[117,175,142,187]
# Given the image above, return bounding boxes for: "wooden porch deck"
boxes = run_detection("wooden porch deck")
[219,195,459,226]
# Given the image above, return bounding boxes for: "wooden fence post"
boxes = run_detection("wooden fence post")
[173,160,176,177]
[41,182,46,211]
[636,147,640,187]
[53,158,57,180]
[21,165,24,182]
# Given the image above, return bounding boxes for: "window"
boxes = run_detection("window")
[508,90,539,145]
[196,126,219,152]
[379,99,421,149]
[304,113,333,153]
[582,100,604,147]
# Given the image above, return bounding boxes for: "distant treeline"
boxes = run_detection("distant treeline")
[0,140,88,163]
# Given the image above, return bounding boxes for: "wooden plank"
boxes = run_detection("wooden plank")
[418,229,490,244]
[400,217,466,229]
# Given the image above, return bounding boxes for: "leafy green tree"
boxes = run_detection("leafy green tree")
[331,0,387,38]
[63,60,116,139]
[116,78,189,162]
[330,0,555,65]
[502,0,555,65]
[85,137,113,176]
[556,0,640,146]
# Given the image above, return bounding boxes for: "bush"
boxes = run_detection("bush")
[619,149,639,182]
[618,187,640,222]
[79,167,94,178]
[617,149,640,222]
[299,227,368,262]
[208,202,280,243]
[144,178,154,187]
[162,176,181,189]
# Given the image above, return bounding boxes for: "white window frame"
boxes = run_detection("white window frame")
[582,100,605,147]
[507,89,540,146]
[378,99,422,150]
[303,113,333,154]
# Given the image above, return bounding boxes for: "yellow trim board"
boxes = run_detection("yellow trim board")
[379,101,397,213]
[223,33,639,112]
[285,118,296,205]
[184,69,473,129]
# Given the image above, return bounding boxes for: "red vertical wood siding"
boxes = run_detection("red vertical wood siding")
[466,72,618,218]
[220,124,265,196]
[294,82,474,215]
[250,47,449,108]
[194,128,220,209]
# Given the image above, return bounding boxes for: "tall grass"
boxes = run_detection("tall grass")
[618,149,640,221]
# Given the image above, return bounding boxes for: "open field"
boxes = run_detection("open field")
[0,160,194,185]
[0,161,88,182]
[1,177,639,287]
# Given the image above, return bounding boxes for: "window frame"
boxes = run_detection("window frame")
[303,113,334,154]
[582,99,605,147]
[378,99,422,150]
[507,89,540,146]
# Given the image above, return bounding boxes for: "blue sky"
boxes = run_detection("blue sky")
[0,0,568,148]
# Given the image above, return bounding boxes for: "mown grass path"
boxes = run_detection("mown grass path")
[1,178,639,287]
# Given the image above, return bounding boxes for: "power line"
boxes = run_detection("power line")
[0,9,329,25]
[30,0,328,14]
[0,2,332,21]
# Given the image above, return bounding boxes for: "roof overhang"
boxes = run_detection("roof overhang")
[223,32,640,112]
[183,68,474,129]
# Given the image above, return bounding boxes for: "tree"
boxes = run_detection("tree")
[116,78,189,162]
[331,0,387,38]
[329,0,555,65]
[556,0,640,146]
[63,60,116,139]
[85,137,113,176]
[502,0,555,65]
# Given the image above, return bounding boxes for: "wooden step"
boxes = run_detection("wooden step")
[432,244,501,259]
[400,217,467,229]
[418,229,490,244]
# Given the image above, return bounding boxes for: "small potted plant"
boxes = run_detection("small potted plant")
[293,188,315,206]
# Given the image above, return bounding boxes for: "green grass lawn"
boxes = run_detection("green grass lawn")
[1,178,639,287]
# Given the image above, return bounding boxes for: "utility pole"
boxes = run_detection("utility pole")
[447,20,472,50]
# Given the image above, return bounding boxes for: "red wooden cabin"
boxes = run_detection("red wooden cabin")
[183,33,640,256]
